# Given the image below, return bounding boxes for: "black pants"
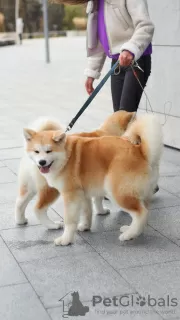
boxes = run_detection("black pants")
[111,55,151,112]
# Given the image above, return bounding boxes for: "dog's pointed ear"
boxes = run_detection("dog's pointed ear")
[23,128,36,141]
[52,131,66,143]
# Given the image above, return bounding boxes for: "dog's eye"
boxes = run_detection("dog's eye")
[34,150,39,154]
[46,150,52,154]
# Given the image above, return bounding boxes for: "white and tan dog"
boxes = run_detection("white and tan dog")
[20,113,163,245]
[15,111,134,230]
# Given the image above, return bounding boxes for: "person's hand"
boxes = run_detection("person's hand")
[119,50,134,66]
[85,77,95,95]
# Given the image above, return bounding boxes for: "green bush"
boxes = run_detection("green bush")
[63,5,85,30]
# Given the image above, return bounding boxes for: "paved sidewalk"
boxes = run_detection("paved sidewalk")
[0,38,180,320]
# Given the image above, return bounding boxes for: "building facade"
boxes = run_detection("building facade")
[0,0,15,31]
[141,0,180,149]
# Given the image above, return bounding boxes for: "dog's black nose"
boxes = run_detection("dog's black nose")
[39,160,46,167]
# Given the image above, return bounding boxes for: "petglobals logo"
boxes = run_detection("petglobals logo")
[92,294,178,308]
[59,292,178,318]
[59,291,89,318]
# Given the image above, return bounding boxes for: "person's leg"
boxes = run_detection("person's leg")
[120,55,151,112]
[111,59,126,112]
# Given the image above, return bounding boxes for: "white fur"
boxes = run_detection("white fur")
[119,204,148,241]
[124,114,163,167]
[17,115,163,245]
[94,197,110,215]
[15,118,64,229]
[34,207,63,230]
[15,155,63,229]
[55,192,84,246]
[78,198,92,232]
[46,115,163,245]
[16,117,105,232]
[30,117,64,132]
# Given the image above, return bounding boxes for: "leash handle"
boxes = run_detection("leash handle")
[66,60,120,132]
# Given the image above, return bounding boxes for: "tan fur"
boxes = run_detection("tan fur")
[26,131,65,153]
[29,132,156,245]
[15,111,134,229]
[50,136,148,195]
[100,111,135,136]
[37,131,152,245]
[35,187,60,210]
[74,110,135,138]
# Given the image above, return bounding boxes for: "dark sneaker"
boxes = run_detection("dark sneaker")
[154,185,159,194]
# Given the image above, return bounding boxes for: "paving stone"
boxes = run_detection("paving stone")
[0,161,5,168]
[149,189,180,210]
[47,304,163,320]
[3,159,20,175]
[89,209,129,233]
[20,252,134,308]
[0,138,22,149]
[148,206,180,245]
[80,227,180,270]
[159,176,180,195]
[0,237,26,287]
[0,201,60,231]
[0,147,23,160]
[120,261,180,319]
[1,225,94,263]
[0,167,16,183]
[0,182,18,204]
[159,160,180,177]
[163,148,180,166]
[0,283,50,320]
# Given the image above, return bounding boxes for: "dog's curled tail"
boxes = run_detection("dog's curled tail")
[30,117,63,132]
[123,114,163,166]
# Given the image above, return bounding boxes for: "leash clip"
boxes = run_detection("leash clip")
[134,61,144,73]
[114,63,121,76]
[65,125,71,133]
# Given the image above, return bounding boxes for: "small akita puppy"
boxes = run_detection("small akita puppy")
[21,114,162,246]
[15,111,134,230]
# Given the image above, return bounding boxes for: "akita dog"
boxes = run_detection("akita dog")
[21,114,163,245]
[15,111,134,230]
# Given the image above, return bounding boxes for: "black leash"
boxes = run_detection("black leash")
[65,60,119,132]
[65,60,147,132]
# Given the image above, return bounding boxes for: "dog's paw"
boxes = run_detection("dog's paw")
[54,221,64,229]
[120,225,130,233]
[119,230,135,241]
[77,223,91,232]
[96,208,110,216]
[47,221,64,230]
[16,218,28,225]
[54,235,72,246]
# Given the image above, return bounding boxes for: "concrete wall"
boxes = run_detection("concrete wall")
[140,0,180,149]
